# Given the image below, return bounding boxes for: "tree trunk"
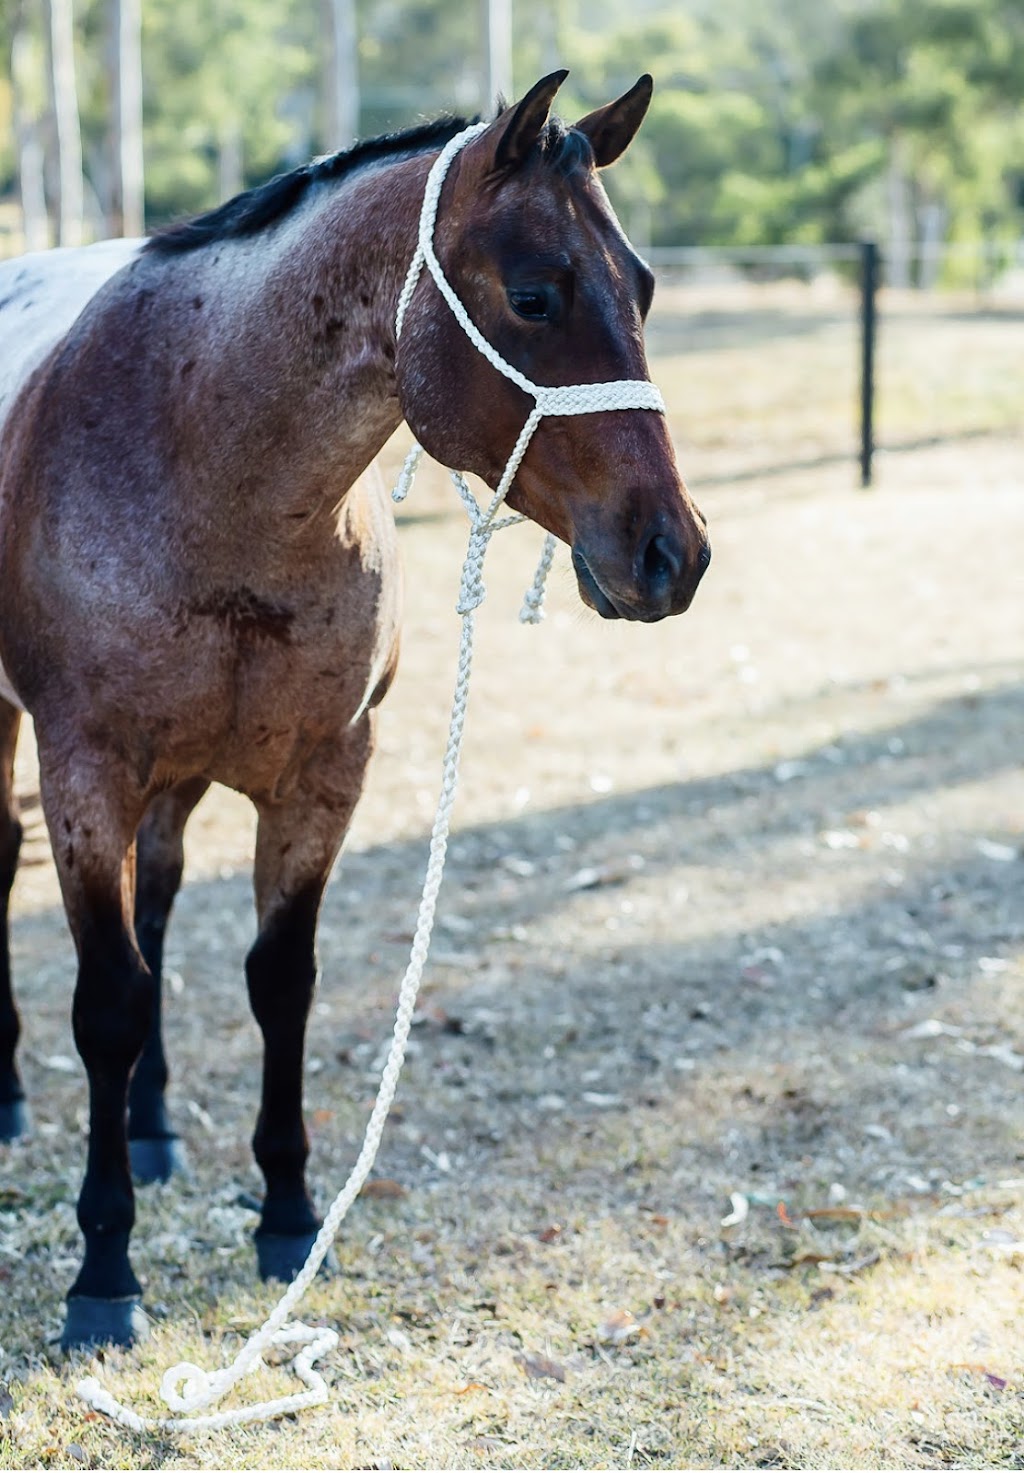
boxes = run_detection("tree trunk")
[217,118,243,202]
[11,14,50,251]
[885,137,912,291]
[322,0,359,150]
[109,0,144,236]
[481,0,513,111]
[43,0,84,246]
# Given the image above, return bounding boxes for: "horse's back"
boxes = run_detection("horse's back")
[0,239,143,434]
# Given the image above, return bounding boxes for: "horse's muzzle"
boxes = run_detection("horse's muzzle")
[572,527,711,622]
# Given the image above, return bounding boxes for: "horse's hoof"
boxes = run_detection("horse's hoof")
[129,1134,188,1185]
[256,1230,324,1283]
[0,1097,28,1142]
[61,1295,148,1351]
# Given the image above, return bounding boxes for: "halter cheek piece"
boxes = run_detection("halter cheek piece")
[78,121,669,1436]
[392,120,667,621]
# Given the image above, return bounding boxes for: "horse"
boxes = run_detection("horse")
[0,69,710,1350]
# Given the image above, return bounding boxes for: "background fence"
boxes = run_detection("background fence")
[2,222,1020,491]
[646,241,1024,491]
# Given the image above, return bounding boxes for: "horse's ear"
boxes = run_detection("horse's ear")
[574,74,653,167]
[492,69,569,172]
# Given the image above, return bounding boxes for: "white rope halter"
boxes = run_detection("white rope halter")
[78,120,667,1434]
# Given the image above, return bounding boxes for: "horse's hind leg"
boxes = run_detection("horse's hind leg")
[38,741,151,1348]
[128,776,209,1183]
[0,700,24,1141]
[247,719,374,1282]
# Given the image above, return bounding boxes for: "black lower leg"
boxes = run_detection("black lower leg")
[246,884,323,1260]
[127,910,173,1142]
[126,781,205,1178]
[68,909,154,1314]
[0,812,24,1140]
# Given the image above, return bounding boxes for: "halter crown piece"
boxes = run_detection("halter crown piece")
[77,122,668,1434]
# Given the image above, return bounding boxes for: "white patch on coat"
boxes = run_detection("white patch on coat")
[0,238,143,709]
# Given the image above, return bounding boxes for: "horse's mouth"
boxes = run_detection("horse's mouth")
[571,548,664,623]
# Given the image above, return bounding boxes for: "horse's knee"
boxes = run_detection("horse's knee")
[72,950,154,1073]
[245,887,320,1029]
[0,813,22,897]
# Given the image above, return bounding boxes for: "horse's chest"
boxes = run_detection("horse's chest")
[170,578,398,797]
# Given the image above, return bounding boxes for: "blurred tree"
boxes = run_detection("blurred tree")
[108,0,143,233]
[44,0,83,242]
[323,0,358,148]
[0,0,1020,252]
[8,0,49,247]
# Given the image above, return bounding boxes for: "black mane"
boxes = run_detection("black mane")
[146,111,592,256]
[146,115,470,255]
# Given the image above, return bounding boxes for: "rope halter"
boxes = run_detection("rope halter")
[392,119,667,622]
[78,119,669,1437]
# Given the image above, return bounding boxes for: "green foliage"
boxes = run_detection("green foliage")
[0,0,1021,247]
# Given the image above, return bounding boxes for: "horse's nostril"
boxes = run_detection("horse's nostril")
[698,541,712,572]
[642,531,682,588]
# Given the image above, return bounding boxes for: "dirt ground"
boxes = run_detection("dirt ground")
[1,407,1023,1466]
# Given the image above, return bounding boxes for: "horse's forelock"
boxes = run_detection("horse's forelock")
[488,113,595,179]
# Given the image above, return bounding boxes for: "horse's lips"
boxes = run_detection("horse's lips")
[571,548,626,620]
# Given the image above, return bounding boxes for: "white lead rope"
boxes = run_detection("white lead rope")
[79,119,666,1434]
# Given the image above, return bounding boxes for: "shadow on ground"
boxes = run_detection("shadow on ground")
[2,673,1021,1355]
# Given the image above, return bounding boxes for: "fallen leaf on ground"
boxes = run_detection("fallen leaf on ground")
[564,860,639,891]
[951,1363,1009,1390]
[536,1223,563,1243]
[721,1192,749,1228]
[516,1352,567,1382]
[976,838,1018,863]
[902,1018,963,1040]
[452,1382,491,1396]
[818,1250,881,1276]
[598,1308,642,1344]
[361,1178,407,1199]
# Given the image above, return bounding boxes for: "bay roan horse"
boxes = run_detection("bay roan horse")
[0,70,709,1349]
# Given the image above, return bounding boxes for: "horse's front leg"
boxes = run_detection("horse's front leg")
[36,743,152,1348]
[247,718,374,1282]
[128,776,210,1183]
[0,699,25,1142]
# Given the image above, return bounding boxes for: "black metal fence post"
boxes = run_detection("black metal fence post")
[859,240,879,487]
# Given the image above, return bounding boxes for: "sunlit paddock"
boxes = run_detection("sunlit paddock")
[0,285,1022,1468]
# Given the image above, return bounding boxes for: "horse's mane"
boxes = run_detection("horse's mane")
[145,111,591,256]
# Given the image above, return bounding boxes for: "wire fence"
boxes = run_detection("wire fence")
[645,241,1024,490]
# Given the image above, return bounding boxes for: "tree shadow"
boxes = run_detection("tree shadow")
[1,674,1021,1350]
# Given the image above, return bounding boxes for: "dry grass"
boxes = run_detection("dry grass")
[1,293,1024,1470]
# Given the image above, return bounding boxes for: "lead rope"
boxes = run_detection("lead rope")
[78,119,665,1434]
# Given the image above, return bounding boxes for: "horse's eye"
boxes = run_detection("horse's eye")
[507,285,557,322]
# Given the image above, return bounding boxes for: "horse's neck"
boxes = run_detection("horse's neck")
[152,155,427,537]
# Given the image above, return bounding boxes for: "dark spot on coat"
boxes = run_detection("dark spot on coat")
[180,359,196,377]
[193,296,203,310]
[0,296,13,312]
[188,587,295,644]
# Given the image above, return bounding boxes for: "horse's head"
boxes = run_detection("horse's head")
[395,70,709,622]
